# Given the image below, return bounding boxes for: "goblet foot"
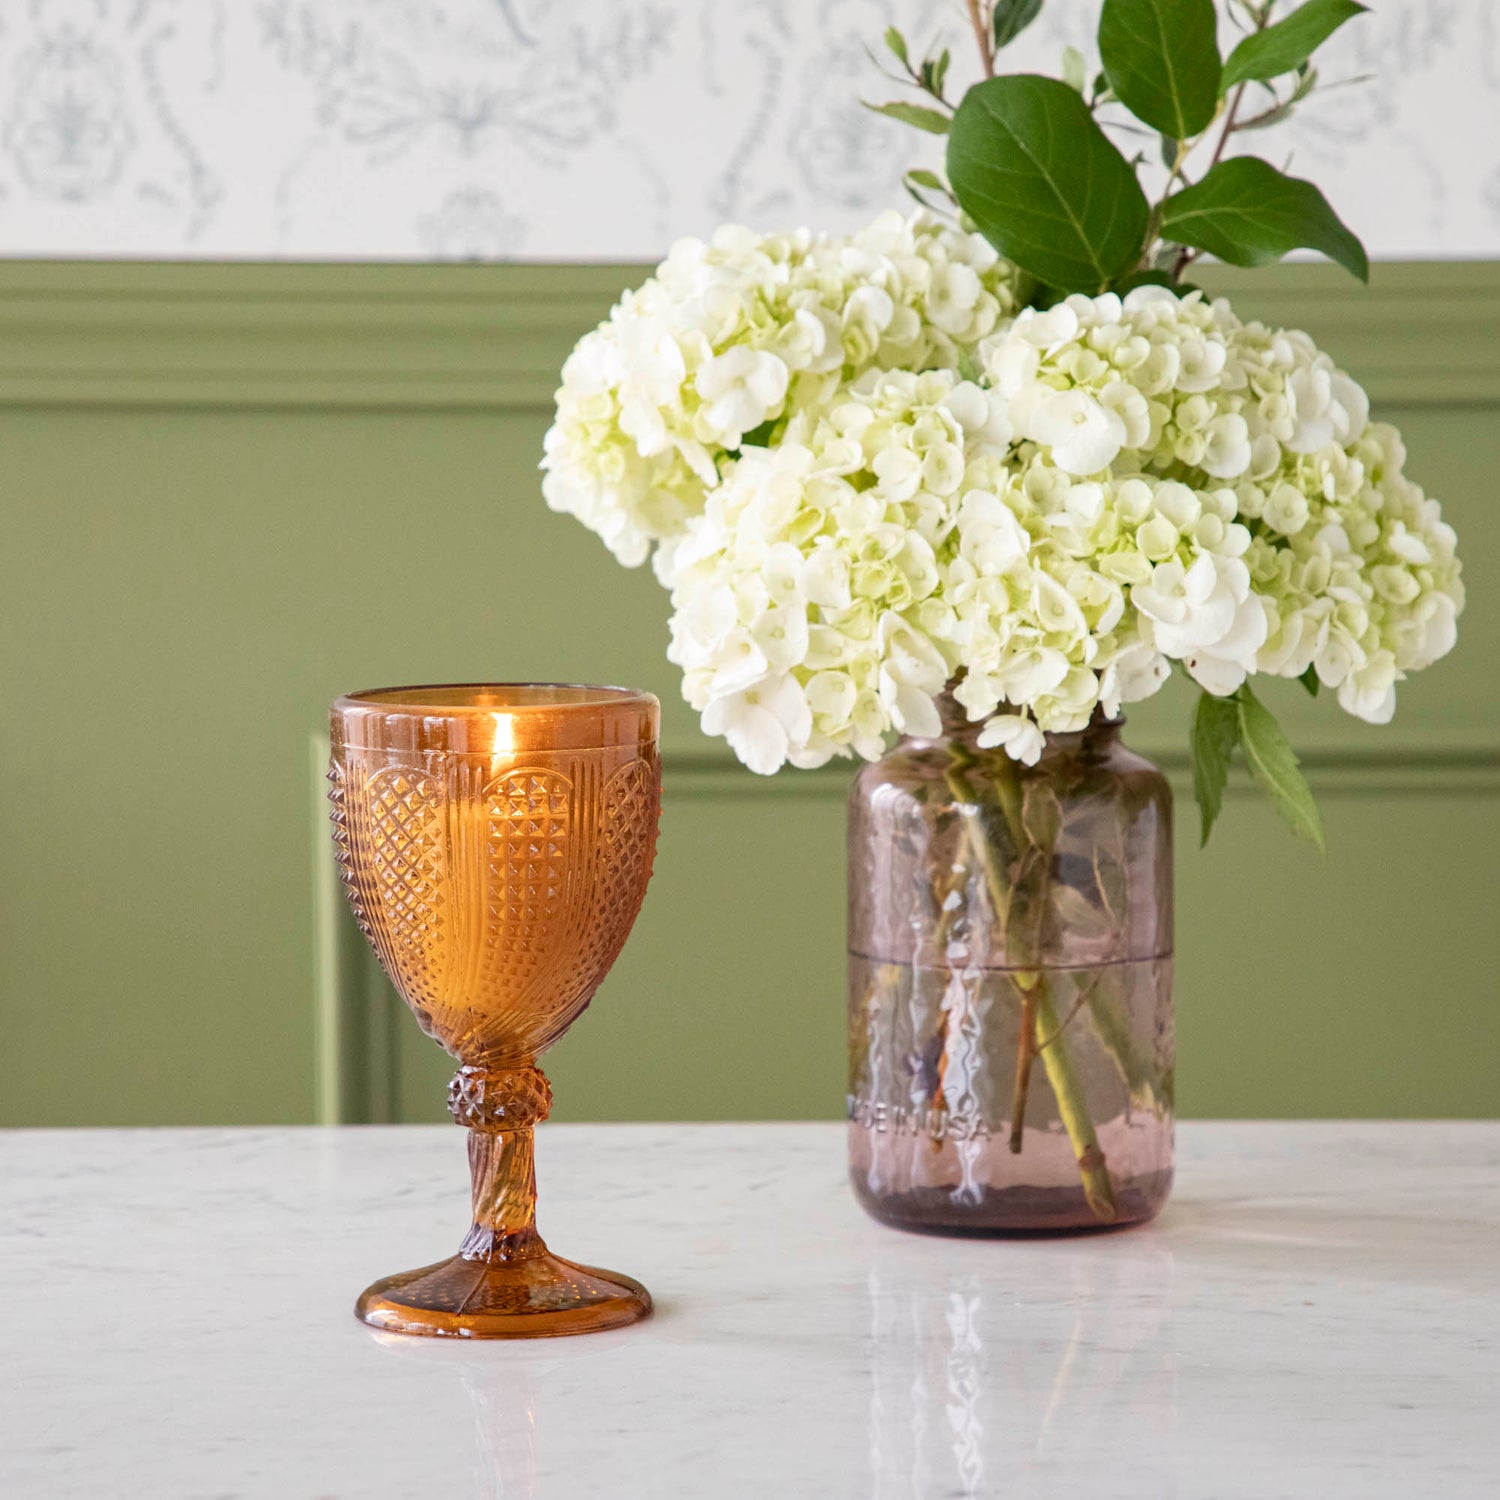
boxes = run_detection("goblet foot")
[355,1250,652,1339]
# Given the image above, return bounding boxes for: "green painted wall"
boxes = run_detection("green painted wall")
[2,261,1496,1126]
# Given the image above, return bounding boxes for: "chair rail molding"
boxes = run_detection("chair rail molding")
[1,261,1499,411]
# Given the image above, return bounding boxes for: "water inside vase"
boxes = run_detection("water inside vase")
[847,953,1174,1234]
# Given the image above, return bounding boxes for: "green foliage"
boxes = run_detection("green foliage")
[1162,156,1369,282]
[1236,61,1319,132]
[1298,664,1321,697]
[1098,0,1222,140]
[1223,0,1368,89]
[902,168,952,212]
[922,50,952,99]
[1191,690,1241,845]
[737,419,778,449]
[1060,45,1088,94]
[1236,686,1327,851]
[1021,780,1063,850]
[864,100,950,134]
[992,0,1045,51]
[947,75,1150,290]
[874,0,1371,296]
[1193,684,1327,850]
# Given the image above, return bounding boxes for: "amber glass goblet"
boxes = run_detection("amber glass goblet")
[329,684,661,1338]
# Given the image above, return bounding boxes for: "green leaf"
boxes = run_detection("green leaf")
[923,49,951,99]
[1190,690,1240,846]
[948,74,1151,291]
[1061,45,1088,94]
[1223,0,1367,89]
[902,169,952,213]
[1161,156,1368,281]
[864,100,950,134]
[1290,62,1321,102]
[884,26,910,67]
[1298,664,1320,697]
[1236,686,1326,851]
[1235,100,1296,132]
[1098,0,1222,140]
[1021,781,1063,851]
[737,419,778,449]
[992,0,1045,51]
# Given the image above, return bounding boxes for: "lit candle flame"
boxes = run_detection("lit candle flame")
[489,711,515,782]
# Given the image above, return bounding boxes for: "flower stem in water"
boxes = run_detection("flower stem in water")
[945,747,1118,1221]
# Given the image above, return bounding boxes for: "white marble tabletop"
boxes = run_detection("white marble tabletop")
[2,1122,1496,1499]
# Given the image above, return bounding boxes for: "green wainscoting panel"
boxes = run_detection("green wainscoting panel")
[2,260,1496,1126]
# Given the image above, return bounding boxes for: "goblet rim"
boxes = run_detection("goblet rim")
[334,682,658,716]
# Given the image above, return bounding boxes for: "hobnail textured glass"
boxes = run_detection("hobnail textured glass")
[847,692,1174,1234]
[330,683,660,1336]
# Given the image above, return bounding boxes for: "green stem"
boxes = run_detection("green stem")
[945,749,1117,1222]
[1083,980,1171,1117]
[1034,987,1117,1221]
[1008,981,1038,1154]
[964,0,996,79]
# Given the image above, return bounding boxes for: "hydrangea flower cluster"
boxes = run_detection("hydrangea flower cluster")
[541,211,1019,566]
[659,368,1011,772]
[543,218,1463,775]
[979,288,1463,735]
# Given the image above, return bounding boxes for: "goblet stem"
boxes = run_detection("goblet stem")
[462,1128,543,1262]
[450,1063,553,1262]
[353,1058,651,1337]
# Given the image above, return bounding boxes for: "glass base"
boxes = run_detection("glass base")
[851,1167,1173,1236]
[355,1250,652,1339]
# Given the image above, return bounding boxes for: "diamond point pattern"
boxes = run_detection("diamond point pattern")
[331,748,659,1064]
[361,766,449,1014]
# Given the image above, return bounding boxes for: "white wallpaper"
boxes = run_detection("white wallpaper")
[0,0,1496,262]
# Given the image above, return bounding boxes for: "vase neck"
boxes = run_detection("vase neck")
[930,685,1122,754]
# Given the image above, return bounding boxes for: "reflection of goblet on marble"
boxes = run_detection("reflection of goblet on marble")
[329,684,661,1337]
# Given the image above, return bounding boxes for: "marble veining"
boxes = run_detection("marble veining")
[1,1122,1496,1498]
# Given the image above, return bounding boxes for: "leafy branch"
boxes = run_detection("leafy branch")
[873,0,1372,294]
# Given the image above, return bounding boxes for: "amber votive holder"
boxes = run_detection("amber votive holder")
[329,683,660,1337]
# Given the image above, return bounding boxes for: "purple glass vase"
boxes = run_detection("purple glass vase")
[847,691,1174,1234]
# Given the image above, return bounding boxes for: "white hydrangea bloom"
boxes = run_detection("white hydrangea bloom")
[541,212,1021,567]
[977,288,1464,730]
[943,452,1217,743]
[662,368,1011,773]
[545,255,1463,772]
